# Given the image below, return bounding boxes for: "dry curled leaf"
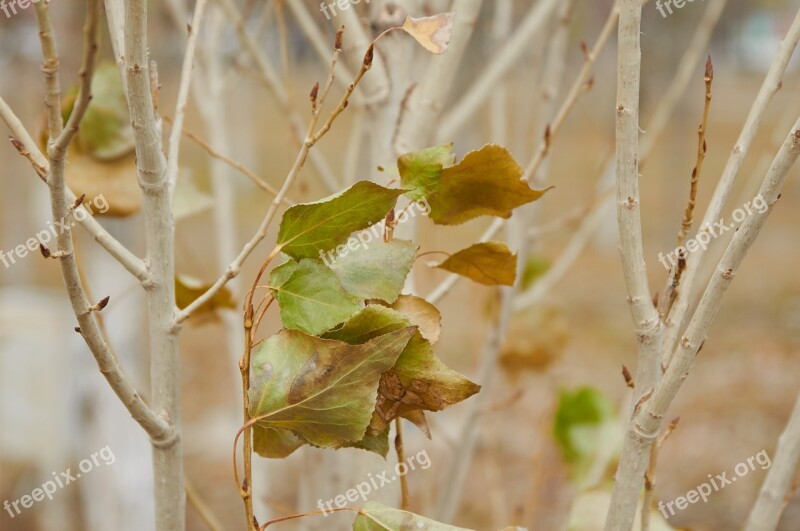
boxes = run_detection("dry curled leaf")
[401,12,455,54]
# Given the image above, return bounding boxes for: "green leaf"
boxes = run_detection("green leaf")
[269,259,298,289]
[427,144,550,225]
[553,387,615,463]
[249,327,415,454]
[330,239,418,303]
[324,306,480,438]
[435,241,517,286]
[271,259,361,335]
[277,181,404,259]
[398,143,454,201]
[353,502,471,531]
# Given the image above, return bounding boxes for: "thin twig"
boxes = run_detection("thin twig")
[166,0,210,199]
[163,116,292,204]
[525,1,618,183]
[185,476,225,531]
[663,8,800,359]
[658,56,714,320]
[641,417,679,531]
[215,0,340,192]
[438,0,562,140]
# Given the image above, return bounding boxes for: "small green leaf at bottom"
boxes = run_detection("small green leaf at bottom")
[353,502,472,531]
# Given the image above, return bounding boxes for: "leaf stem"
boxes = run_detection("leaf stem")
[395,418,410,511]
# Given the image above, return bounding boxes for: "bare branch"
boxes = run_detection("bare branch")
[745,392,800,531]
[664,8,800,357]
[607,124,800,531]
[215,0,340,192]
[125,0,185,528]
[31,0,174,456]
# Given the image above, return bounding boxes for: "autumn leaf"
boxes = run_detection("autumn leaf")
[401,13,456,55]
[49,63,140,217]
[324,306,479,439]
[353,502,471,531]
[427,144,550,225]
[270,259,361,335]
[435,241,517,286]
[277,181,404,259]
[344,426,391,458]
[400,410,431,439]
[249,327,415,456]
[252,425,304,459]
[397,143,455,201]
[67,63,135,161]
[174,274,235,315]
[382,295,442,344]
[330,239,418,303]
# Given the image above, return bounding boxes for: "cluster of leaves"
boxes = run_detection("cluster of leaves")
[248,143,549,461]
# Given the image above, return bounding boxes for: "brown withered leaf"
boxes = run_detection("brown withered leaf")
[381,294,442,344]
[435,241,517,286]
[249,327,415,456]
[400,410,431,439]
[323,306,479,439]
[427,144,551,225]
[401,12,455,55]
